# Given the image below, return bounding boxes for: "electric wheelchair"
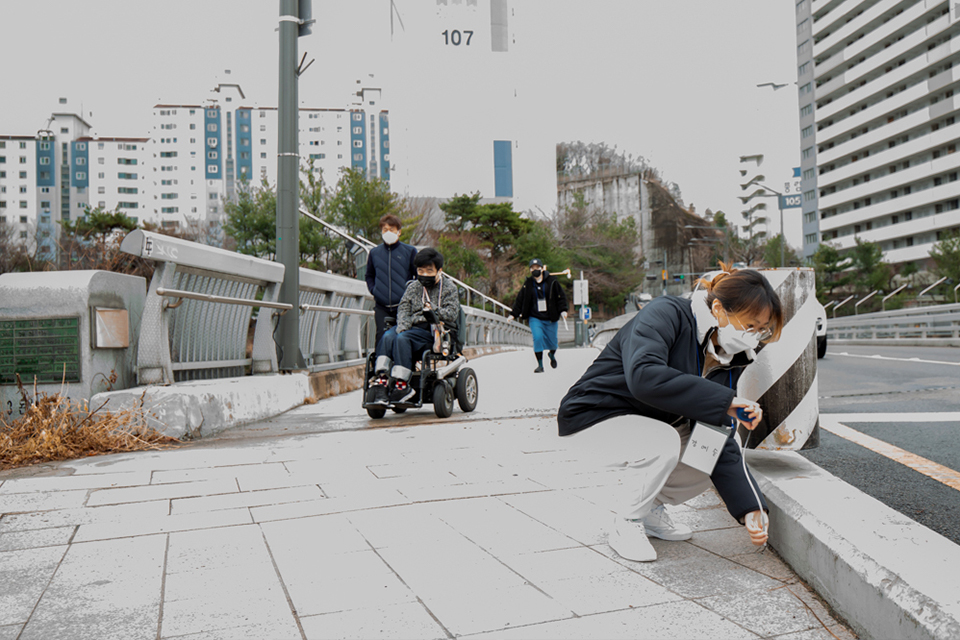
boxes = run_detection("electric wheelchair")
[362,306,478,419]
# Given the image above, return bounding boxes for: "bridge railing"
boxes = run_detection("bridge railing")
[827,303,960,344]
[121,231,530,383]
[120,229,291,384]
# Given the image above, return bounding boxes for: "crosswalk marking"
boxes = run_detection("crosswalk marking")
[820,416,960,492]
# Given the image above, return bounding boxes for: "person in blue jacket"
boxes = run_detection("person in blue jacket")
[557,264,783,562]
[365,214,418,348]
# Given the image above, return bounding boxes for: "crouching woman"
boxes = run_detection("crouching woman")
[557,264,783,562]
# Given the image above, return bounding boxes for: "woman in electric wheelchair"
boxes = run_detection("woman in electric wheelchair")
[364,248,478,419]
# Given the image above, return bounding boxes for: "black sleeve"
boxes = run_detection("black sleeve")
[365,249,377,294]
[619,301,734,427]
[711,435,769,522]
[511,283,526,319]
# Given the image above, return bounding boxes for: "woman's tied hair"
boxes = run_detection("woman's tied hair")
[696,262,784,342]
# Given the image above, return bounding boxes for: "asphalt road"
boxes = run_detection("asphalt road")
[800,343,960,545]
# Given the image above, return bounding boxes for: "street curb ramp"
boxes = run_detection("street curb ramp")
[748,450,960,640]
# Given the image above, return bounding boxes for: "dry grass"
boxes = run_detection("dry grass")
[0,378,180,470]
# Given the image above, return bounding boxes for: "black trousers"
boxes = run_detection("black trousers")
[374,303,398,349]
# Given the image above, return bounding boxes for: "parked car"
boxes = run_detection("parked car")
[815,300,827,358]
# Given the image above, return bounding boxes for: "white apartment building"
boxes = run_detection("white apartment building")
[83,137,152,221]
[797,0,960,268]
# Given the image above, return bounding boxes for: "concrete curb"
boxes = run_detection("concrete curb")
[92,373,312,440]
[93,346,525,439]
[748,450,960,640]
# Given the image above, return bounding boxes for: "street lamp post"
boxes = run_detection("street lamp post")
[684,225,730,266]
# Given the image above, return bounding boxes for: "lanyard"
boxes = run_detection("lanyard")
[422,276,442,308]
[694,319,737,429]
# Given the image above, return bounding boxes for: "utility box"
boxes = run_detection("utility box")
[0,270,145,418]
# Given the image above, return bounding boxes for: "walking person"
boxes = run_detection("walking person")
[365,214,418,348]
[509,259,568,373]
[557,264,783,562]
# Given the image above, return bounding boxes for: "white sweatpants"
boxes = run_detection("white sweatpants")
[567,414,713,520]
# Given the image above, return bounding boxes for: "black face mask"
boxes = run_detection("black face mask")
[418,274,437,287]
[531,269,542,278]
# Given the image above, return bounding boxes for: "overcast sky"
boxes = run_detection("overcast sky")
[0,0,802,246]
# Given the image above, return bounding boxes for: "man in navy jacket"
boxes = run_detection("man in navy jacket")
[365,214,418,347]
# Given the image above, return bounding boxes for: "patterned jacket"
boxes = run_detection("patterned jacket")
[396,274,461,333]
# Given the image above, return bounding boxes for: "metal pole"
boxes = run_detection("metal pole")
[779,201,785,268]
[277,0,303,369]
[881,283,908,311]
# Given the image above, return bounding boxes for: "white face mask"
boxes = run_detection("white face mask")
[715,306,762,354]
[716,323,761,354]
[382,231,399,245]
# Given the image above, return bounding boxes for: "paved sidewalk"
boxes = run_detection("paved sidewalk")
[0,350,856,639]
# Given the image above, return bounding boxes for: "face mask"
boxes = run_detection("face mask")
[531,269,542,278]
[418,274,437,288]
[382,231,399,245]
[716,323,761,354]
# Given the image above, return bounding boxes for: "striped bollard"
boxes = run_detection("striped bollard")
[737,267,820,450]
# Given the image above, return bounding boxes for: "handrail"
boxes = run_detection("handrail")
[918,276,947,298]
[299,207,377,252]
[832,294,855,317]
[854,290,879,314]
[881,283,908,311]
[156,288,293,312]
[300,303,374,316]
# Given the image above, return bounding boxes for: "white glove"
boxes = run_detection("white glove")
[506,315,514,323]
[561,311,568,319]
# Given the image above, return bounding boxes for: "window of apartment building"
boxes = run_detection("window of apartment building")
[207,124,217,132]
[98,172,104,179]
[76,157,86,166]
[240,125,249,133]
[260,125,266,132]
[161,207,179,214]
[39,157,50,165]
[260,152,267,159]
[209,193,218,200]
[19,171,26,179]
[802,168,815,181]
[19,202,27,209]
[802,147,813,160]
[19,215,27,224]
[118,187,138,194]
[353,140,363,148]
[804,211,816,223]
[96,157,104,165]
[353,153,363,161]
[61,128,68,134]
[40,201,50,209]
[19,186,26,194]
[207,151,218,160]
[19,231,26,239]
[97,142,104,150]
[161,193,178,199]
[39,141,50,150]
[309,140,319,146]
[160,151,177,158]
[207,165,218,174]
[19,157,26,164]
[190,124,196,130]
[75,172,86,181]
[98,186,105,194]
[118,158,137,165]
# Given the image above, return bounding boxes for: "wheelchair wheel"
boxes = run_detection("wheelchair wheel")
[366,406,387,419]
[433,380,454,418]
[455,367,478,412]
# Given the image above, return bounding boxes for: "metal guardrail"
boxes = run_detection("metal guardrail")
[120,229,288,384]
[122,230,531,384]
[827,303,960,343]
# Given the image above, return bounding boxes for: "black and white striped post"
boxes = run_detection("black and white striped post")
[737,267,820,450]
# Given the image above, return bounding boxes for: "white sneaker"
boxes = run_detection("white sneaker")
[608,516,657,562]
[642,503,693,541]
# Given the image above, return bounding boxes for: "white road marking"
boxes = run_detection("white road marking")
[820,412,960,423]
[833,352,960,366]
[820,416,960,492]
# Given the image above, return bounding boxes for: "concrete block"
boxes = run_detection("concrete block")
[91,372,313,439]
[299,602,446,640]
[0,545,68,626]
[748,449,960,640]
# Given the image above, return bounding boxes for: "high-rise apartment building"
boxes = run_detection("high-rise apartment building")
[0,84,390,253]
[797,0,960,268]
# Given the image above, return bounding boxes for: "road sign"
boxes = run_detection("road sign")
[573,279,589,306]
[580,306,591,321]
[779,194,802,208]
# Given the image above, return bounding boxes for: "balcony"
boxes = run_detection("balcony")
[818,109,960,180]
[820,179,960,232]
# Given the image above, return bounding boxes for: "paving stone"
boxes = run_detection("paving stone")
[0,545,68,626]
[18,536,165,640]
[394,476,548,502]
[73,507,252,543]
[261,513,370,557]
[699,584,826,637]
[728,547,798,582]
[422,583,574,636]
[499,491,612,546]
[86,478,239,507]
[689,525,766,557]
[165,525,268,574]
[502,546,627,583]
[0,470,151,494]
[534,570,683,616]
[160,592,294,639]
[150,462,288,488]
[299,601,446,640]
[0,525,74,552]
[431,496,580,555]
[465,599,760,639]
[0,624,22,640]
[0,501,169,533]
[169,484,324,515]
[0,489,89,513]
[250,488,406,522]
[161,619,302,640]
[346,503,466,550]
[593,539,783,599]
